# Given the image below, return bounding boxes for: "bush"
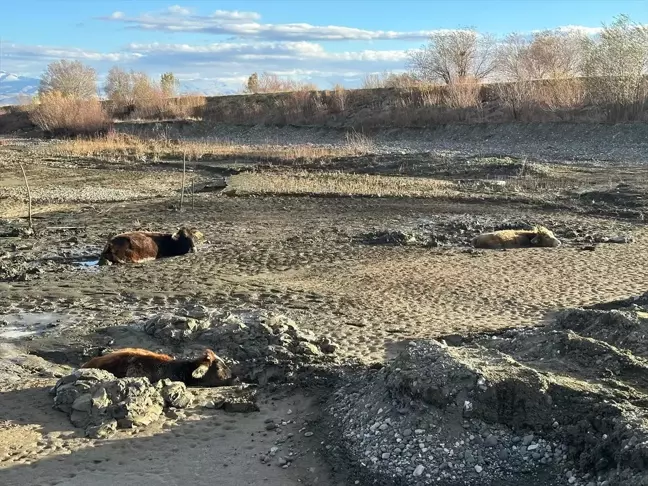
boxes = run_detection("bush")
[29,92,111,137]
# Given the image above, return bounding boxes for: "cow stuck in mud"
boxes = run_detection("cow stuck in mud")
[98,226,204,265]
[80,347,235,386]
[471,225,561,249]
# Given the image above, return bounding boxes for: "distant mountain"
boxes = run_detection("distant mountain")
[0,71,39,106]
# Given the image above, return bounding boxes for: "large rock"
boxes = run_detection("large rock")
[52,369,187,438]
[143,313,211,344]
[142,309,339,384]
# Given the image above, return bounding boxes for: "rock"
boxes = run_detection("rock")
[86,420,117,439]
[52,371,164,435]
[319,337,338,354]
[412,465,425,477]
[474,465,483,473]
[484,434,498,447]
[522,434,534,446]
[52,368,117,414]
[304,431,314,437]
[143,313,210,343]
[142,308,338,385]
[157,379,193,408]
[296,342,321,356]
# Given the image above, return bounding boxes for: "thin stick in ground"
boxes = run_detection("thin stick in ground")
[18,161,33,231]
[180,151,186,210]
[192,159,196,211]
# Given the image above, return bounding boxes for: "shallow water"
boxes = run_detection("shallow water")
[73,258,100,268]
[0,312,70,340]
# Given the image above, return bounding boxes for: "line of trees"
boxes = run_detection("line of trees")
[407,14,648,87]
[37,61,179,103]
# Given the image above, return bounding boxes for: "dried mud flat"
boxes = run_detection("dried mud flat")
[2,130,648,486]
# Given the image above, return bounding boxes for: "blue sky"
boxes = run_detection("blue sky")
[1,0,646,93]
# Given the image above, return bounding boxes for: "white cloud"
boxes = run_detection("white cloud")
[99,7,442,41]
[166,5,191,16]
[110,11,124,19]
[3,43,136,62]
[552,25,604,36]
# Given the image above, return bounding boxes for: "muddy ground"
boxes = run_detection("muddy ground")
[2,130,648,486]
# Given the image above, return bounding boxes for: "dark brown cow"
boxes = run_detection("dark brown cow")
[80,347,234,386]
[98,226,204,265]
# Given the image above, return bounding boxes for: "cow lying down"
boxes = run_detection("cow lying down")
[80,347,235,387]
[471,225,561,249]
[98,226,204,265]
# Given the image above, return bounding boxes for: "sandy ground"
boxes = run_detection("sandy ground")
[1,137,648,485]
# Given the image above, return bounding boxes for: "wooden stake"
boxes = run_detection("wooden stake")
[18,161,33,230]
[179,151,186,210]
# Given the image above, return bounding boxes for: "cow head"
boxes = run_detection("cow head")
[530,226,561,248]
[190,348,236,386]
[172,226,205,253]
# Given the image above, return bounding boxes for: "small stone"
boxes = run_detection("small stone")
[403,429,412,437]
[379,423,389,431]
[522,434,534,446]
[277,457,288,467]
[413,465,425,477]
[304,431,313,437]
[484,435,498,447]
[259,455,267,463]
[85,420,117,439]
[464,451,475,465]
[474,465,483,473]
[498,449,509,460]
[265,423,277,431]
[382,453,390,460]
[527,444,539,451]
[568,477,576,484]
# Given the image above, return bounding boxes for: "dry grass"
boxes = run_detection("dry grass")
[45,133,370,162]
[29,92,112,136]
[226,171,457,198]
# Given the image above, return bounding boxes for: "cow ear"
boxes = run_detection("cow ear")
[171,230,181,240]
[192,362,210,378]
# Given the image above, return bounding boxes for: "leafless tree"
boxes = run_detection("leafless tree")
[104,66,136,105]
[407,28,498,84]
[498,31,588,81]
[38,60,98,99]
[583,15,648,104]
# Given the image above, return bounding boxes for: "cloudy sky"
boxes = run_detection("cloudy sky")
[1,0,646,94]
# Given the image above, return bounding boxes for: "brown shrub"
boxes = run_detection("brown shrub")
[29,92,111,136]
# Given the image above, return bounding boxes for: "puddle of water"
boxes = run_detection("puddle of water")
[0,312,70,340]
[71,257,100,270]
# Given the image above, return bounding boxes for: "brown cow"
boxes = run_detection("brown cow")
[80,347,234,386]
[98,226,204,265]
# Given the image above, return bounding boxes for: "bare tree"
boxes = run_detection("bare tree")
[104,66,135,105]
[498,31,588,81]
[583,14,648,111]
[246,73,259,93]
[407,28,498,84]
[38,60,98,99]
[160,72,178,97]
